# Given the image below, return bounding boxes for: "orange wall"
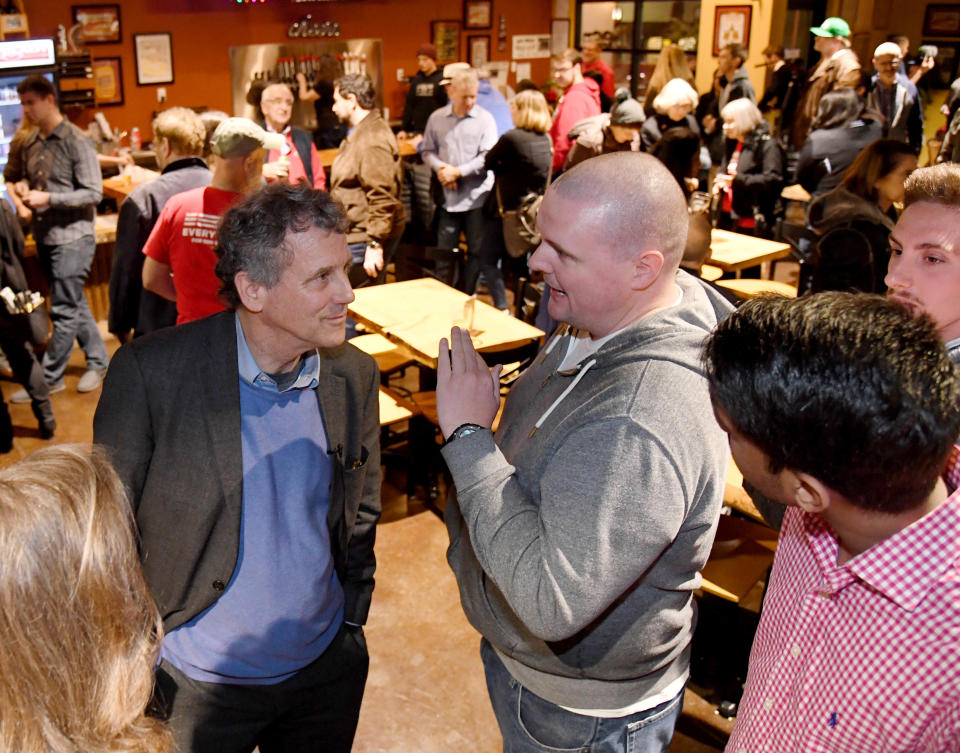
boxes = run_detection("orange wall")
[26,0,552,140]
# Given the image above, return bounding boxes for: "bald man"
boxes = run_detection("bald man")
[435,152,733,753]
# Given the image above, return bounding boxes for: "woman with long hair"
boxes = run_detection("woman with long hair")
[806,138,917,292]
[0,444,171,753]
[643,45,695,110]
[467,89,552,310]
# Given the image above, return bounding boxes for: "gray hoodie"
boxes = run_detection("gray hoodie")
[442,270,732,710]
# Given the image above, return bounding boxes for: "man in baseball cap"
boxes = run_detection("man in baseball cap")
[142,117,279,324]
[792,16,860,148]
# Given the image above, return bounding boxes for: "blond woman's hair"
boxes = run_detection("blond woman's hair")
[0,444,171,753]
[511,89,552,133]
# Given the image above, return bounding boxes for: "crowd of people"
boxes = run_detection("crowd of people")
[0,18,959,753]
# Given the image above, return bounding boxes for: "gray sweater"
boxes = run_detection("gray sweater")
[442,271,732,709]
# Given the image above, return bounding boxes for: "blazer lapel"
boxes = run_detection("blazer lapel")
[316,354,348,563]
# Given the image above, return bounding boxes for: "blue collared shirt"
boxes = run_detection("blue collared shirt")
[421,102,497,212]
[236,316,320,392]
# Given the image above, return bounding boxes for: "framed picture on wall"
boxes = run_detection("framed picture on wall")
[92,56,123,105]
[72,4,121,44]
[468,35,490,68]
[134,32,174,85]
[464,1,492,30]
[431,20,461,65]
[924,5,960,37]
[713,5,751,56]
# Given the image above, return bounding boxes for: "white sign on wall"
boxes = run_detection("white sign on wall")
[512,34,551,60]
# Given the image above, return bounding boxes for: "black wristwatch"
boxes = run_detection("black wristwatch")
[443,423,484,446]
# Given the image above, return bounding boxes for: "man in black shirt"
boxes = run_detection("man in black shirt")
[399,44,447,138]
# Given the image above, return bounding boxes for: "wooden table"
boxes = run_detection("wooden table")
[709,229,792,279]
[319,137,418,168]
[348,278,544,370]
[102,165,161,202]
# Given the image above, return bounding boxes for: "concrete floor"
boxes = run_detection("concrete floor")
[0,326,730,753]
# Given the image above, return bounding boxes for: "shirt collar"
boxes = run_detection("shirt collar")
[160,156,208,176]
[265,122,292,136]
[447,104,477,119]
[235,315,320,392]
[802,445,960,610]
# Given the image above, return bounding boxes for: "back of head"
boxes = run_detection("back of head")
[511,89,551,133]
[334,73,377,109]
[762,44,785,59]
[705,292,960,513]
[199,110,229,160]
[841,138,916,203]
[904,162,960,209]
[609,88,645,125]
[811,88,863,130]
[0,444,170,753]
[553,151,688,267]
[17,73,55,100]
[215,182,348,308]
[652,77,699,114]
[152,106,206,157]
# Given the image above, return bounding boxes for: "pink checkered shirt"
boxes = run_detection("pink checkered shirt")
[725,446,960,753]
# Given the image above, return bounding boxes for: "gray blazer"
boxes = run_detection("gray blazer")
[93,311,381,631]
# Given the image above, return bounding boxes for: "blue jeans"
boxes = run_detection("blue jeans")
[37,237,108,383]
[480,639,684,753]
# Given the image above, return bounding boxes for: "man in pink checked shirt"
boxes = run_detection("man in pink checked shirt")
[704,291,960,753]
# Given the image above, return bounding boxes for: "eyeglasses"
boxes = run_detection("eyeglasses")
[552,65,574,74]
[263,98,294,106]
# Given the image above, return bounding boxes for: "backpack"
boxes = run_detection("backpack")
[500,190,544,258]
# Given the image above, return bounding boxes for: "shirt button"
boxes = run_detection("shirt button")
[791,644,801,658]
[212,579,225,591]
[763,698,773,711]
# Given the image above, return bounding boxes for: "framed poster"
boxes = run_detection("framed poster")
[468,35,490,68]
[713,5,751,56]
[72,4,121,44]
[464,0,492,30]
[512,34,551,60]
[134,32,174,85]
[431,20,461,65]
[92,56,123,105]
[924,5,960,37]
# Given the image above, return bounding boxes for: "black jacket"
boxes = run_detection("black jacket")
[484,128,552,210]
[93,311,382,631]
[723,121,784,228]
[640,113,700,152]
[794,118,883,197]
[402,69,448,134]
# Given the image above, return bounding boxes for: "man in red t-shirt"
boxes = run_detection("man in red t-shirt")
[260,82,326,190]
[581,39,615,101]
[142,118,283,324]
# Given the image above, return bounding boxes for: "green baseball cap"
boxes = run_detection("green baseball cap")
[210,117,285,158]
[810,17,851,38]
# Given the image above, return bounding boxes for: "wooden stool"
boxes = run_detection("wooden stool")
[351,333,415,383]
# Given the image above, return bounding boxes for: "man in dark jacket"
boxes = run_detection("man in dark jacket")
[399,43,448,137]
[718,43,757,112]
[868,42,923,154]
[109,107,211,341]
[94,183,381,753]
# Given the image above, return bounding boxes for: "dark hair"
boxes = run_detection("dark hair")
[515,79,540,93]
[334,73,376,110]
[650,126,701,198]
[17,74,55,101]
[887,34,909,47]
[723,43,747,65]
[762,44,784,58]
[215,182,348,308]
[705,292,960,513]
[811,88,864,130]
[841,138,916,204]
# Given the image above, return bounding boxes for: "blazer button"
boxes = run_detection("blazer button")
[212,579,225,592]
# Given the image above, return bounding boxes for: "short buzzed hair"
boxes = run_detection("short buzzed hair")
[553,152,689,267]
[152,107,205,156]
[904,163,960,209]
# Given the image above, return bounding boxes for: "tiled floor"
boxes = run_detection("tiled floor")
[0,325,728,753]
